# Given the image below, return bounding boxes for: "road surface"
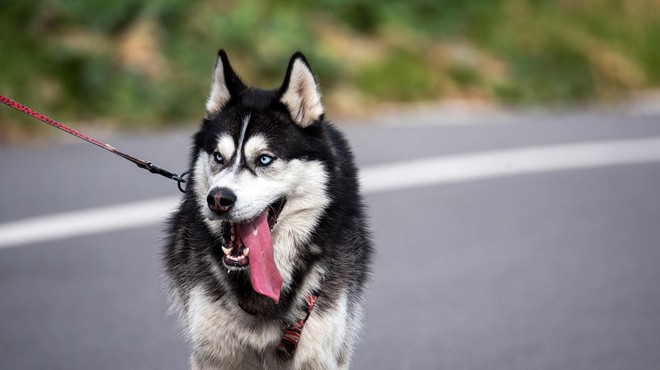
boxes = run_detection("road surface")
[1,108,660,369]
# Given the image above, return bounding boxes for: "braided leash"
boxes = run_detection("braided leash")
[1,95,187,192]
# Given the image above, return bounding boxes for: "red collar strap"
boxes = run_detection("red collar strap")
[277,292,319,360]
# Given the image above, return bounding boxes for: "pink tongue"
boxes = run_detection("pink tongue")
[235,211,282,303]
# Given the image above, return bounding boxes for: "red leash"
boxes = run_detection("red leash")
[1,95,187,192]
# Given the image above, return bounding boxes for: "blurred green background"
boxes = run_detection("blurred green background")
[1,0,659,139]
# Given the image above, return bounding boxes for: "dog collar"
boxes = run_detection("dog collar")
[277,291,319,360]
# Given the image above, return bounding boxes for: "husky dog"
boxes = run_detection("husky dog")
[163,50,373,370]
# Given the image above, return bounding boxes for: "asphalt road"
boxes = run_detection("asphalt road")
[1,108,660,369]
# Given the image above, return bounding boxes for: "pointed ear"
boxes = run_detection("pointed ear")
[279,52,324,127]
[206,49,246,118]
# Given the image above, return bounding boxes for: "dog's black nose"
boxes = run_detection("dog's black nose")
[207,187,236,214]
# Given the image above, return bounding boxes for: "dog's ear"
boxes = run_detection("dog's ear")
[278,52,324,127]
[206,49,246,117]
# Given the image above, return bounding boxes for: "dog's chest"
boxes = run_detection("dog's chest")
[187,286,284,366]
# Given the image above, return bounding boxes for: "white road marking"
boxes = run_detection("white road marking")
[0,198,178,249]
[360,136,660,193]
[1,137,660,248]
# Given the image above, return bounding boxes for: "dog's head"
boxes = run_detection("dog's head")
[190,51,331,303]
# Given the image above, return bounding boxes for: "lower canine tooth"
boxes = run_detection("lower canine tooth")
[243,248,249,257]
[222,246,232,255]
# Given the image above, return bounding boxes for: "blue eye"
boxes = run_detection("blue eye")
[213,152,223,164]
[258,154,274,166]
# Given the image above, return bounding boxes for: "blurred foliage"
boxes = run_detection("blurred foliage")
[1,0,659,137]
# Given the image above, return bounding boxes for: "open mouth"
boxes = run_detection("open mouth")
[220,198,286,268]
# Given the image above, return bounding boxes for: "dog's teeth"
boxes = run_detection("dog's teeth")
[243,248,249,257]
[222,246,232,255]
[230,234,235,242]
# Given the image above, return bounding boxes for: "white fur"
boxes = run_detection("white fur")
[187,285,282,369]
[270,160,329,289]
[184,259,350,369]
[216,134,236,164]
[243,134,270,161]
[205,56,231,116]
[185,284,355,370]
[280,59,324,127]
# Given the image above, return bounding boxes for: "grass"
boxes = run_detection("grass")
[1,0,659,138]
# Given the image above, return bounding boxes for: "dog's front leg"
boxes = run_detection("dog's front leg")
[290,302,355,369]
